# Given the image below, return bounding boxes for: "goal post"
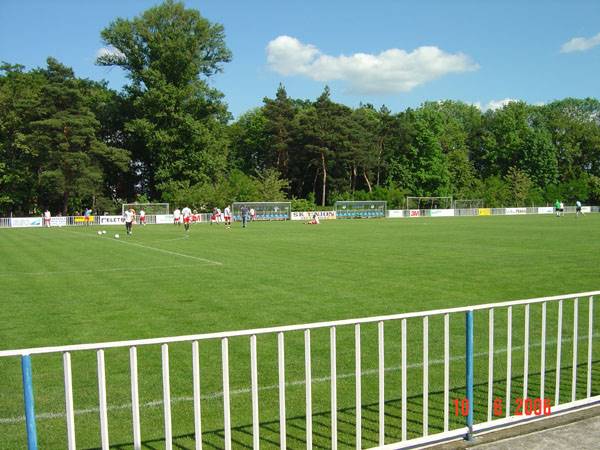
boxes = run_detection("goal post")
[231,202,292,221]
[121,203,170,215]
[334,201,387,219]
[405,197,453,210]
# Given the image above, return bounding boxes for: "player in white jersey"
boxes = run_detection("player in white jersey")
[182,206,192,231]
[43,210,51,227]
[173,208,181,225]
[139,209,146,225]
[224,205,232,227]
[123,209,134,235]
[576,200,583,217]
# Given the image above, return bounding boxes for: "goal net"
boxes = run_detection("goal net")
[453,199,484,209]
[405,197,453,210]
[121,203,170,215]
[334,201,387,219]
[231,202,292,221]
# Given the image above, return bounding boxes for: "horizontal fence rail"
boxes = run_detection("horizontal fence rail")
[1,291,599,449]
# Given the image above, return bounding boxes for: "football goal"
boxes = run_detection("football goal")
[334,201,387,219]
[405,197,453,210]
[121,203,170,215]
[231,202,292,221]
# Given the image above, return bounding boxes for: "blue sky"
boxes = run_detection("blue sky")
[1,0,599,118]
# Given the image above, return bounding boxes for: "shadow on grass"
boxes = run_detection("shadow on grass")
[85,361,600,450]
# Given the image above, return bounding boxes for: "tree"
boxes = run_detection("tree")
[97,0,232,199]
[263,84,295,176]
[29,59,129,214]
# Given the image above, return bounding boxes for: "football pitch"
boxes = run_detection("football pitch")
[1,215,600,449]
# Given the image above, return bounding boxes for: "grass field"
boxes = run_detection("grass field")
[1,215,600,449]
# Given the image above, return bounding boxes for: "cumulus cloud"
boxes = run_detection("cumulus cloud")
[96,46,125,61]
[471,98,518,111]
[560,32,600,53]
[266,35,479,94]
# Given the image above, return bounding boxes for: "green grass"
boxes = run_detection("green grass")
[1,215,600,449]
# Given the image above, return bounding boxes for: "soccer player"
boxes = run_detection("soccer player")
[576,200,583,217]
[241,205,250,228]
[250,208,256,221]
[43,210,51,227]
[307,212,320,225]
[224,205,232,227]
[173,208,181,225]
[216,207,222,223]
[84,207,92,226]
[139,209,146,226]
[182,205,192,231]
[554,200,560,217]
[124,208,134,235]
[559,201,565,217]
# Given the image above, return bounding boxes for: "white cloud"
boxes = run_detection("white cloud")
[471,98,518,111]
[96,46,125,60]
[266,35,479,94]
[560,32,600,53]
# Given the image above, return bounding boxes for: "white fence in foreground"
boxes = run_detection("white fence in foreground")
[1,291,598,449]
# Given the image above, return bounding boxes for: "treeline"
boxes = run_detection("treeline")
[1,1,600,216]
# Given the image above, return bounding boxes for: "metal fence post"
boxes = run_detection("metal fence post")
[465,311,475,442]
[21,354,38,450]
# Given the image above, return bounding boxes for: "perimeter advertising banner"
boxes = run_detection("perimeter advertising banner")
[505,208,527,215]
[50,216,67,227]
[291,211,337,221]
[478,208,491,216]
[74,216,94,223]
[428,209,454,217]
[387,210,405,218]
[409,210,421,217]
[538,207,554,214]
[156,214,174,224]
[99,215,124,225]
[11,217,42,227]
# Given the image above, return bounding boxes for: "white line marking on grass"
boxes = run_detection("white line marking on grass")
[0,264,208,277]
[1,333,596,424]
[61,229,222,266]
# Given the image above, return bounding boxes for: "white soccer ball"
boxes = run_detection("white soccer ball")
[97,231,102,235]
[114,234,120,239]
[102,230,106,234]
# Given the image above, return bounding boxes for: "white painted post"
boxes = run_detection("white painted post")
[444,313,450,431]
[401,319,407,441]
[355,324,361,450]
[587,297,594,398]
[278,332,286,450]
[555,300,563,406]
[130,347,141,450]
[378,321,385,446]
[192,341,202,450]
[422,316,428,437]
[97,349,109,450]
[305,329,312,450]
[63,352,76,450]
[572,298,579,402]
[222,338,231,450]
[162,344,172,450]
[540,303,546,401]
[250,335,260,450]
[523,304,530,400]
[487,309,494,422]
[506,306,512,418]
[330,327,337,450]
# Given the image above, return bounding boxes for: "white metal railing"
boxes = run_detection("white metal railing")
[1,291,598,450]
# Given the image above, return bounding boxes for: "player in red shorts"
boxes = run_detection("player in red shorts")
[224,205,232,227]
[139,209,146,226]
[182,206,192,231]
